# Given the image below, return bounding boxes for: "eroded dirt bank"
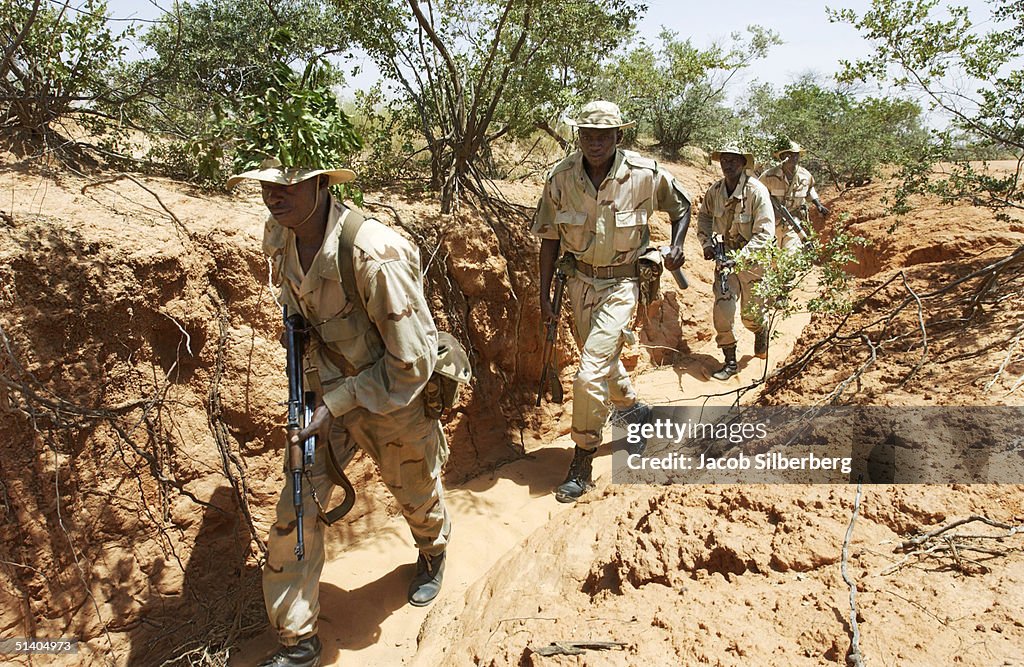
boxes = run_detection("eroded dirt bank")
[3,154,1023,666]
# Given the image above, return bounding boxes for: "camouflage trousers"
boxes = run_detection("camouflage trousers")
[566,275,640,451]
[713,264,766,348]
[263,398,450,645]
[777,220,803,252]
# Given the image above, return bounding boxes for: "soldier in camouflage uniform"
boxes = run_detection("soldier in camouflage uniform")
[697,144,776,379]
[532,101,692,502]
[228,159,450,667]
[759,140,829,251]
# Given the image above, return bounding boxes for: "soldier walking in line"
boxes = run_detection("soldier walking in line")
[697,143,776,380]
[759,139,829,251]
[532,100,692,502]
[228,159,452,667]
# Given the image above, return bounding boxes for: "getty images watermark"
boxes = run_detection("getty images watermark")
[621,417,851,475]
[611,406,1024,485]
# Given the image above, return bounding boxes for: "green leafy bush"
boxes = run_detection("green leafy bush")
[742,76,930,189]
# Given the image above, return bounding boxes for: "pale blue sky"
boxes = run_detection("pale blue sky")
[102,0,995,102]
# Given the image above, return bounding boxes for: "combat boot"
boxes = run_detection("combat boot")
[256,635,322,667]
[408,551,445,607]
[555,447,596,503]
[613,402,653,455]
[711,345,738,381]
[754,329,768,359]
[612,401,652,427]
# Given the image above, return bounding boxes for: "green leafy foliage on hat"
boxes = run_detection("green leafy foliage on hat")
[228,31,362,201]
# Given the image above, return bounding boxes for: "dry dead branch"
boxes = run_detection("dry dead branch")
[768,244,1024,402]
[841,479,866,667]
[882,516,1024,576]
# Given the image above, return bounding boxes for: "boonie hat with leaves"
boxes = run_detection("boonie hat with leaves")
[710,143,755,170]
[566,100,635,129]
[773,140,805,159]
[226,158,356,190]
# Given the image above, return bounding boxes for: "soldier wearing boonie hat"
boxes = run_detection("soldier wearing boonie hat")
[532,100,692,503]
[697,143,776,379]
[229,158,452,667]
[760,139,830,252]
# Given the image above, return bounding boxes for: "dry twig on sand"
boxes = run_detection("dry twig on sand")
[882,515,1024,576]
[841,478,866,667]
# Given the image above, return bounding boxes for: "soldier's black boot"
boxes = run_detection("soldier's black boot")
[613,402,653,455]
[408,551,445,607]
[754,329,768,359]
[711,345,738,381]
[256,635,322,667]
[613,401,652,427]
[555,447,596,503]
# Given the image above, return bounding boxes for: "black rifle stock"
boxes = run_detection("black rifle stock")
[536,269,567,406]
[713,235,731,297]
[770,195,811,245]
[284,308,317,561]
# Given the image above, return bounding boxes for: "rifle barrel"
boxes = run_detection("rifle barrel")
[536,271,567,406]
[284,308,308,561]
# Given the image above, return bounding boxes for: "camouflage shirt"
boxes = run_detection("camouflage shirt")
[263,197,437,418]
[697,173,776,257]
[759,164,820,213]
[531,149,691,270]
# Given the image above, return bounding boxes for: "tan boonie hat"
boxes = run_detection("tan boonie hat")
[710,143,755,170]
[226,157,356,190]
[773,140,805,158]
[566,100,635,129]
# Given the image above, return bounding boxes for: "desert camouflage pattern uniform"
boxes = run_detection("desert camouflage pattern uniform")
[759,163,819,251]
[262,198,450,645]
[697,173,776,348]
[533,149,690,450]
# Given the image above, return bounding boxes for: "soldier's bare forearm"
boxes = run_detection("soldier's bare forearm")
[539,238,560,302]
[670,208,690,248]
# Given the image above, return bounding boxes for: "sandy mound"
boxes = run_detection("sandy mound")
[418,484,1024,666]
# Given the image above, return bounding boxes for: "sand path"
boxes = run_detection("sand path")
[232,298,812,666]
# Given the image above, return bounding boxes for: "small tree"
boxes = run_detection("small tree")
[342,0,644,213]
[734,216,868,355]
[123,0,349,139]
[742,75,930,189]
[113,0,352,182]
[599,26,781,154]
[1,0,132,149]
[831,0,1024,219]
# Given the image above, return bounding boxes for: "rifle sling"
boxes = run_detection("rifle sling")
[337,208,368,318]
[318,207,368,523]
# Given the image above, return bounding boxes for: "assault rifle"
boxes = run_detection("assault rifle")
[770,195,811,246]
[712,235,731,298]
[284,308,317,561]
[536,268,567,406]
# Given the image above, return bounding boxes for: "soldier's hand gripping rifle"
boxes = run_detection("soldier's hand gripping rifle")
[284,308,318,561]
[713,234,732,298]
[770,195,811,246]
[536,268,567,406]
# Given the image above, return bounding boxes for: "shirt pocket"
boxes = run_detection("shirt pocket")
[555,209,589,251]
[315,309,375,374]
[613,209,648,252]
[735,211,754,241]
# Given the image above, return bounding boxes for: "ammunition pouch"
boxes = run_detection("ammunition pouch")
[556,253,578,278]
[637,246,664,309]
[423,332,472,420]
